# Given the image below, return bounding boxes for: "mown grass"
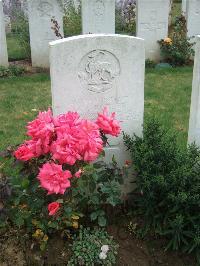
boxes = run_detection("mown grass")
[145,67,193,148]
[0,74,51,149]
[0,67,193,150]
[6,34,27,61]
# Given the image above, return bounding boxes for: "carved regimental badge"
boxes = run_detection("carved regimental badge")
[37,1,53,17]
[78,50,120,93]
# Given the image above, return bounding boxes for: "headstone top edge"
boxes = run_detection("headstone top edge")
[49,34,145,47]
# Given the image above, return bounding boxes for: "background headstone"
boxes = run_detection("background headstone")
[136,0,170,61]
[188,36,200,145]
[0,0,8,67]
[50,34,145,171]
[186,0,200,38]
[28,0,64,68]
[81,0,115,34]
[182,0,187,14]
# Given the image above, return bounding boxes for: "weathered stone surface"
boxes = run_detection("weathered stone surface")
[182,0,187,14]
[186,0,200,38]
[49,34,145,167]
[136,0,170,61]
[0,0,8,67]
[81,0,115,34]
[28,0,64,68]
[188,36,200,145]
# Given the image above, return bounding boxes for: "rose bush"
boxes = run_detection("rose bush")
[14,107,121,200]
[6,107,126,249]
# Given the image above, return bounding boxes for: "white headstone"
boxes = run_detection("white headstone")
[188,36,200,145]
[182,0,187,14]
[81,0,115,34]
[28,0,64,68]
[136,0,170,61]
[0,0,8,67]
[49,34,145,174]
[186,0,200,38]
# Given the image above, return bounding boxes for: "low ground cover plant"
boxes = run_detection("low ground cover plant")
[158,15,194,66]
[68,226,118,266]
[0,65,25,78]
[1,107,125,257]
[124,118,200,263]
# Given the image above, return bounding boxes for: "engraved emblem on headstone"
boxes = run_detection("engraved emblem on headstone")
[78,50,120,93]
[94,0,105,16]
[37,1,53,17]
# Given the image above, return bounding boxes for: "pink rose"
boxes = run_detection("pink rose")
[74,169,83,178]
[37,162,72,195]
[77,119,103,162]
[51,136,81,165]
[96,107,121,137]
[54,112,80,127]
[14,139,50,161]
[27,108,54,148]
[51,118,103,165]
[48,202,60,216]
[14,143,35,161]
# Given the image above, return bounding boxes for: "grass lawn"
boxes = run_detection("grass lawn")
[0,67,193,151]
[6,34,27,61]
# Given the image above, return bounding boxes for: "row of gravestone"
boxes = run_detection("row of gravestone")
[1,0,200,68]
[0,0,176,68]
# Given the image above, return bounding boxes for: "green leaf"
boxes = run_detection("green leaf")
[90,212,98,221]
[21,178,30,189]
[98,216,107,227]
[15,216,25,227]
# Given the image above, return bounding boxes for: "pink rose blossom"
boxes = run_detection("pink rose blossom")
[37,162,72,195]
[14,139,50,161]
[51,136,82,165]
[76,119,103,162]
[27,108,54,148]
[96,107,121,137]
[14,143,35,161]
[54,112,80,127]
[48,202,60,216]
[74,169,83,178]
[51,118,103,165]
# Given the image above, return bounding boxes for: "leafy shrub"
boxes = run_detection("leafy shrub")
[63,1,81,37]
[0,65,25,78]
[124,118,200,263]
[72,159,126,227]
[2,108,124,249]
[116,0,136,34]
[145,59,156,69]
[68,226,118,266]
[11,11,31,59]
[158,15,194,66]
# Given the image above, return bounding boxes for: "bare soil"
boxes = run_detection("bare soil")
[0,225,196,266]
